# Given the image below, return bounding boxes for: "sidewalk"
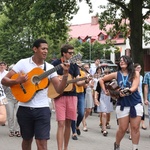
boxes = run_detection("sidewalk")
[0,107,149,150]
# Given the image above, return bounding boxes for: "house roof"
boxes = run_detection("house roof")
[69,23,106,39]
[68,17,150,45]
[68,23,125,44]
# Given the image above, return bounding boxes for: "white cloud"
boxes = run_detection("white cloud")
[70,0,108,25]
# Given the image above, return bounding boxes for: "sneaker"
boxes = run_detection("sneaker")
[114,142,120,150]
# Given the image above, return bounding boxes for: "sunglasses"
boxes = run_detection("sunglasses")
[67,52,75,55]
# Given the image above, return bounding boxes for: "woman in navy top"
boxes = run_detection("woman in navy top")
[99,56,143,150]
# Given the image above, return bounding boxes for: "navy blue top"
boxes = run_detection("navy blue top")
[52,59,80,96]
[117,71,142,106]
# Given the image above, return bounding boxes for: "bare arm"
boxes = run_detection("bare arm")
[129,71,140,93]
[1,70,28,87]
[144,84,149,105]
[99,72,117,94]
[50,63,70,94]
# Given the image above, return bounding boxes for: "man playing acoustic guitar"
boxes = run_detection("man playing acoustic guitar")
[51,44,90,150]
[1,39,70,150]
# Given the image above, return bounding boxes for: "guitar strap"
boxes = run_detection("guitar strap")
[43,62,46,71]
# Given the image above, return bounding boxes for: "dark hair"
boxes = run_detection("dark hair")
[134,63,141,68]
[0,61,6,65]
[95,66,102,73]
[32,39,47,48]
[60,44,74,56]
[118,55,135,81]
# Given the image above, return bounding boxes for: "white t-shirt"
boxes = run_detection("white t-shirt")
[12,57,57,108]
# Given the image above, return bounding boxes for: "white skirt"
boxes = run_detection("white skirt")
[97,91,114,113]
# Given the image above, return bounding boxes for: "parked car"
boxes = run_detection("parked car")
[100,59,118,72]
[83,59,117,73]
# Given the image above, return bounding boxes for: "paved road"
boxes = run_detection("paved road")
[0,106,149,150]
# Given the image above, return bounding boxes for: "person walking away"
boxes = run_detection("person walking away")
[99,56,143,150]
[1,39,70,150]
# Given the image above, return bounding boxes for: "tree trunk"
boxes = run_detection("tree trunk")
[129,0,143,73]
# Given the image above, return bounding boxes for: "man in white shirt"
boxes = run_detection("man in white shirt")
[90,58,100,76]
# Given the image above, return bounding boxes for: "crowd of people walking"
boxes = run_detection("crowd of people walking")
[0,39,150,150]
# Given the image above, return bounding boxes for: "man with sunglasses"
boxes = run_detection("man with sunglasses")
[52,44,89,150]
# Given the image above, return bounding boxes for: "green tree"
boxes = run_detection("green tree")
[98,0,150,71]
[0,0,79,64]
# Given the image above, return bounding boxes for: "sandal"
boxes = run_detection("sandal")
[9,131,14,137]
[15,131,21,137]
[83,127,88,132]
[141,126,147,130]
[103,130,108,136]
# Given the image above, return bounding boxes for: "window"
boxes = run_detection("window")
[118,33,123,38]
[99,34,105,40]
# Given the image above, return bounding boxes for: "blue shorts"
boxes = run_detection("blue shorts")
[17,106,51,140]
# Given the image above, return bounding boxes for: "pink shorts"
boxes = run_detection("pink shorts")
[54,96,77,121]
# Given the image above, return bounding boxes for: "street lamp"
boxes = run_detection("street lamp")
[87,36,91,64]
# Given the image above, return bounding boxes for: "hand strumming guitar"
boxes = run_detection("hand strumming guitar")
[15,72,28,84]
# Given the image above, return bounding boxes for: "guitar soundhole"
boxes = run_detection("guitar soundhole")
[32,76,40,85]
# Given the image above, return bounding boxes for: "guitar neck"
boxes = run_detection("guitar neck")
[67,77,87,84]
[38,64,62,80]
[36,53,82,81]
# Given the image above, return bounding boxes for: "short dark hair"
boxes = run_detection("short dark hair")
[32,39,47,48]
[0,61,6,65]
[60,44,74,56]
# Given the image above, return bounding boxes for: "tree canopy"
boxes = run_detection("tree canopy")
[0,0,79,64]
[0,0,149,69]
[98,0,150,70]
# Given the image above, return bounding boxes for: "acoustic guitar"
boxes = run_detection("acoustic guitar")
[47,74,87,99]
[104,79,132,100]
[104,79,121,100]
[10,53,82,103]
